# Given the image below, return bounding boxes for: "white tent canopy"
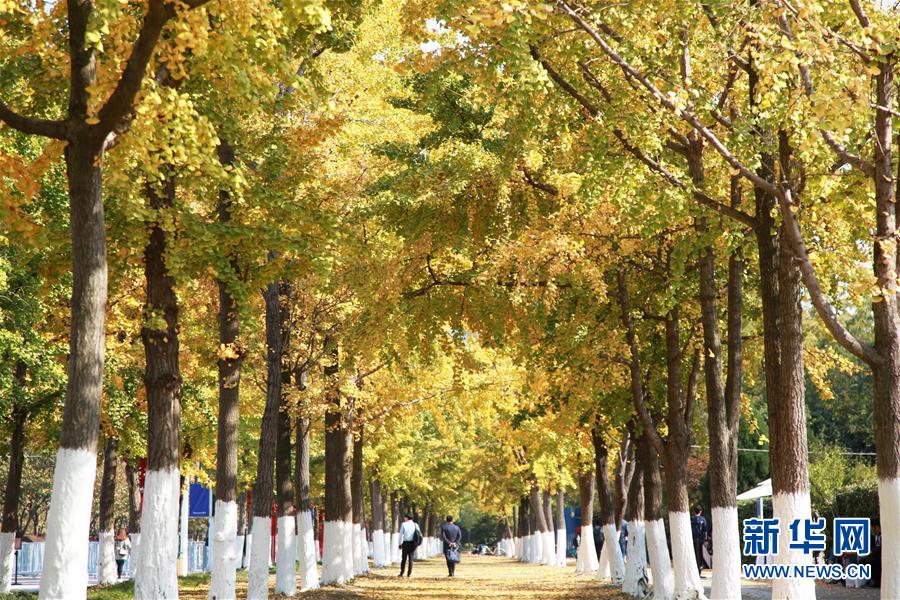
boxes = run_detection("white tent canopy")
[736,478,772,501]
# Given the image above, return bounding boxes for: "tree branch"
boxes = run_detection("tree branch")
[774,9,875,177]
[559,0,781,197]
[95,0,213,134]
[615,269,666,457]
[776,133,878,366]
[0,102,67,139]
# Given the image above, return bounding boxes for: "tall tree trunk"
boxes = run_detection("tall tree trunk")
[518,496,530,562]
[247,279,284,600]
[40,139,107,600]
[1,377,27,593]
[125,460,142,576]
[322,337,353,584]
[351,425,367,574]
[575,472,598,573]
[419,505,430,559]
[622,439,646,597]
[661,313,704,598]
[380,486,391,565]
[541,490,555,566]
[97,438,119,585]
[698,183,744,600]
[870,59,900,598]
[126,462,142,534]
[210,140,243,600]
[295,412,318,590]
[527,483,547,565]
[642,435,673,599]
[274,367,295,596]
[135,173,183,600]
[746,43,813,599]
[592,429,625,583]
[390,493,401,565]
[553,490,565,566]
[614,433,633,529]
[370,480,386,567]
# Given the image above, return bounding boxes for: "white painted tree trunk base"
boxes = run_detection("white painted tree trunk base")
[97,531,116,585]
[623,520,648,597]
[372,529,386,567]
[772,492,815,600]
[247,516,272,600]
[541,531,556,566]
[598,523,625,583]
[391,532,401,564]
[555,528,566,566]
[359,526,369,572]
[645,519,674,600]
[321,520,348,585]
[0,531,15,594]
[341,519,354,582]
[710,506,741,600]
[129,533,141,578]
[668,511,706,599]
[352,523,364,575]
[576,528,599,573]
[208,500,238,600]
[878,478,900,600]
[514,536,522,559]
[275,515,297,595]
[296,511,319,591]
[527,533,541,564]
[38,448,96,600]
[529,534,536,563]
[597,537,611,580]
[382,530,393,565]
[134,468,180,600]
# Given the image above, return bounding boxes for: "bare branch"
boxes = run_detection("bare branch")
[559,0,782,197]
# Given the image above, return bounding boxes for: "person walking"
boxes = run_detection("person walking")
[690,506,709,575]
[441,515,463,577]
[114,528,131,579]
[398,514,421,577]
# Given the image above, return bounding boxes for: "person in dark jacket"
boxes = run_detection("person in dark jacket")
[691,506,709,574]
[441,515,463,577]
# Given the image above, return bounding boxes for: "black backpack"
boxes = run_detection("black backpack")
[691,515,707,540]
[412,526,423,547]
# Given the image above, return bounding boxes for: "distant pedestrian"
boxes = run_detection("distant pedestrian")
[691,506,709,574]
[114,528,131,579]
[441,515,463,577]
[398,514,421,577]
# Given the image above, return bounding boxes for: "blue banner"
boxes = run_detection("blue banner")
[188,483,211,518]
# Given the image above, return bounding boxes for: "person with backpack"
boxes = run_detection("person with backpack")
[114,528,131,579]
[441,515,463,577]
[691,506,709,574]
[398,513,422,577]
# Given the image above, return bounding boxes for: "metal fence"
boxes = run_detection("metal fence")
[14,540,216,578]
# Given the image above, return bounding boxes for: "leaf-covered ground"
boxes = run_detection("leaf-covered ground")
[85,556,627,600]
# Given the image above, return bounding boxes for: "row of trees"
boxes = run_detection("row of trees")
[1,1,898,599]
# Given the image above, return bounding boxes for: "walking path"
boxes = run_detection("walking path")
[75,556,882,599]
